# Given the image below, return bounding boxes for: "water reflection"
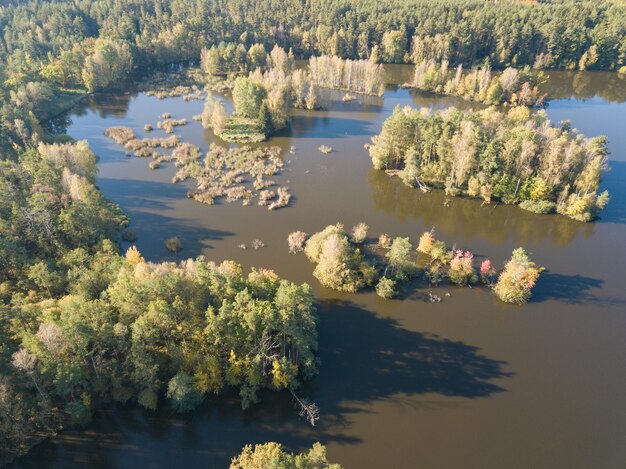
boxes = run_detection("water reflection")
[367,169,594,247]
[545,71,626,103]
[73,92,137,119]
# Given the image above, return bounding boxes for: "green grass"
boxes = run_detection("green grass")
[218,116,266,143]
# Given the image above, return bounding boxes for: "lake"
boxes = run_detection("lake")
[12,68,626,468]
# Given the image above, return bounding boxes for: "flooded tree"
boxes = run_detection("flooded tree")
[309,55,384,95]
[304,224,375,292]
[411,60,546,106]
[494,248,542,304]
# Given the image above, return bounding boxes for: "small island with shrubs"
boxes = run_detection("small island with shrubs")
[289,224,542,304]
[367,105,610,222]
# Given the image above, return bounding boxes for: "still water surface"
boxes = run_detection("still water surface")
[13,68,626,468]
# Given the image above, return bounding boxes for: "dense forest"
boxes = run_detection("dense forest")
[2,0,626,155]
[1,0,625,74]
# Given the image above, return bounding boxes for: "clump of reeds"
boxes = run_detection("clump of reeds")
[318,145,332,154]
[104,126,135,144]
[268,187,291,210]
[157,118,188,134]
[251,239,265,250]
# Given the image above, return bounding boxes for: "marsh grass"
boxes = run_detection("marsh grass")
[157,117,188,134]
[104,126,135,144]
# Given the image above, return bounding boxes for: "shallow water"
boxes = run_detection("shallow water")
[13,68,626,468]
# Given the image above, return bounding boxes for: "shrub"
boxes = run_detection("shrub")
[304,224,345,262]
[351,223,369,244]
[125,246,144,265]
[312,234,364,292]
[519,199,556,214]
[305,224,373,292]
[165,236,183,253]
[230,442,341,469]
[386,237,418,281]
[430,240,452,264]
[480,259,496,285]
[417,229,435,254]
[376,277,397,299]
[494,248,542,304]
[448,250,477,286]
[378,233,392,249]
[288,231,308,253]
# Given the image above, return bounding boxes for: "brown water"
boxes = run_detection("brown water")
[13,69,626,468]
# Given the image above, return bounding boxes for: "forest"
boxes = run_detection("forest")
[0,138,320,462]
[2,0,626,154]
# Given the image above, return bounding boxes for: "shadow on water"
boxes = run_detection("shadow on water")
[11,301,511,468]
[532,271,604,304]
[531,271,626,308]
[314,300,512,406]
[287,114,374,139]
[96,177,235,259]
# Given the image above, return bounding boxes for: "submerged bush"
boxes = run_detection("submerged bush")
[121,228,137,242]
[165,236,182,253]
[494,248,542,304]
[519,199,556,214]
